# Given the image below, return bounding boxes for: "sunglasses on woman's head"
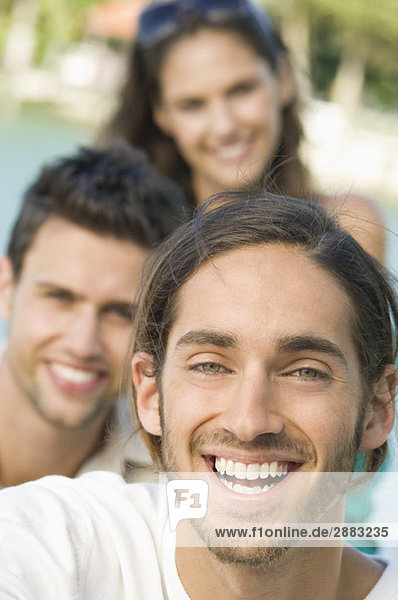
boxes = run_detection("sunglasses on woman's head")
[136,0,282,58]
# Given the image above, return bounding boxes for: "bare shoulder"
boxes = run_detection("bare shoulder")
[320,193,386,262]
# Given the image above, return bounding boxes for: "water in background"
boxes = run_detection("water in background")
[0,104,93,250]
[1,103,397,271]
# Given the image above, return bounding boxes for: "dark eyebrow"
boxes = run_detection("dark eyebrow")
[277,335,348,370]
[35,281,79,297]
[36,282,133,313]
[175,330,238,351]
[229,76,259,88]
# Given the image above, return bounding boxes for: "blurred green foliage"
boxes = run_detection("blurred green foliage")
[0,0,104,61]
[265,0,398,109]
[0,0,12,51]
[1,0,397,110]
[35,0,104,61]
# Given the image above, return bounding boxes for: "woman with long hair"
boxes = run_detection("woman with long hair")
[100,0,385,259]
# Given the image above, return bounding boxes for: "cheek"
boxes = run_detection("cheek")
[11,304,61,345]
[171,120,204,153]
[282,389,359,447]
[310,406,359,456]
[243,99,270,126]
[252,100,281,142]
[162,105,208,150]
[6,311,59,374]
[162,372,218,432]
[239,86,279,124]
[102,326,131,372]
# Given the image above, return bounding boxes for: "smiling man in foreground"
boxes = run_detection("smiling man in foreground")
[0,192,396,599]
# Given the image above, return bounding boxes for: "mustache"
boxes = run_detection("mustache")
[190,430,316,463]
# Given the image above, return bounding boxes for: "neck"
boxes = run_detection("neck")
[175,500,385,600]
[176,544,384,600]
[0,354,109,488]
[192,171,257,206]
[193,173,223,206]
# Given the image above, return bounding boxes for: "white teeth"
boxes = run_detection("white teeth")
[50,362,100,384]
[233,483,244,493]
[217,468,281,495]
[216,143,249,160]
[217,457,226,475]
[234,462,246,480]
[226,459,234,476]
[228,482,273,495]
[247,463,260,480]
[214,457,289,486]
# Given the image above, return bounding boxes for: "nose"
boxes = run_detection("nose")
[64,306,103,360]
[208,99,237,138]
[220,373,284,442]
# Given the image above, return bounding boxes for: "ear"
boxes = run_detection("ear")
[0,256,15,321]
[132,352,162,436]
[359,364,397,451]
[276,53,295,107]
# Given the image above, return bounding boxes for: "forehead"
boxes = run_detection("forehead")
[18,217,148,299]
[159,27,273,96]
[168,244,356,356]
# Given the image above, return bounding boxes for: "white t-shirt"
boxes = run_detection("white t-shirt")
[0,472,396,600]
[76,399,154,482]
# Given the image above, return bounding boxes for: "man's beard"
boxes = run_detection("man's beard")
[159,393,365,568]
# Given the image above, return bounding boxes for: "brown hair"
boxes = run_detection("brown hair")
[100,10,310,209]
[129,191,397,472]
[7,142,188,280]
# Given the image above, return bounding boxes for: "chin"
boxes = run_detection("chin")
[189,511,292,570]
[207,544,289,569]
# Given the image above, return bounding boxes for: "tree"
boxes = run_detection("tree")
[263,0,398,110]
[1,0,105,64]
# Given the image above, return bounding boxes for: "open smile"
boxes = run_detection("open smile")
[212,140,253,162]
[207,455,301,496]
[45,361,108,393]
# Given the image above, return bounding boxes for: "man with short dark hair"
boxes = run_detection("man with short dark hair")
[0,142,186,487]
[0,193,396,598]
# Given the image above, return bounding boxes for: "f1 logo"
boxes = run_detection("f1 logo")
[167,480,209,531]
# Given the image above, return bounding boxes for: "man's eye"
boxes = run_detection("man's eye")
[292,367,329,381]
[202,363,221,373]
[190,362,227,375]
[298,368,318,378]
[106,305,132,321]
